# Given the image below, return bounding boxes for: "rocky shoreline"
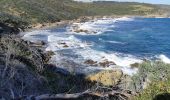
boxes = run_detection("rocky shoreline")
[21,15,170,78]
[20,16,145,92]
[1,14,170,99]
[22,17,142,76]
[22,14,170,76]
[28,14,169,31]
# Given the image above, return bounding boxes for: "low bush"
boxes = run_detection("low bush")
[132,61,170,100]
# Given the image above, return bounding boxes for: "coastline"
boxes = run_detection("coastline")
[22,15,170,71]
[21,17,138,76]
[21,15,170,77]
[20,16,170,98]
[27,14,169,31]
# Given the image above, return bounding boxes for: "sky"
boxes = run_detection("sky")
[74,0,170,4]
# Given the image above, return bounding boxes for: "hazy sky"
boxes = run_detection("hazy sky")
[74,0,170,4]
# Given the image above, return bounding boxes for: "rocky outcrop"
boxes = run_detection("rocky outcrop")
[99,60,116,67]
[74,29,89,33]
[84,59,116,67]
[86,69,123,86]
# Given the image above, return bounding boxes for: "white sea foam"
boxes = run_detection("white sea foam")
[22,30,50,42]
[121,67,138,76]
[22,29,92,52]
[68,17,134,35]
[68,18,116,35]
[158,54,170,64]
[75,48,142,75]
[106,40,125,44]
[115,17,134,22]
[46,35,91,51]
[99,38,125,44]
[22,17,142,76]
[76,48,142,67]
[22,26,142,76]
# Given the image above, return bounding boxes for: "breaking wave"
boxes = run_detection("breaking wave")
[22,17,170,76]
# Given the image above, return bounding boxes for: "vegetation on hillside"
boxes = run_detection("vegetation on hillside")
[158,4,170,16]
[0,0,168,29]
[0,36,96,99]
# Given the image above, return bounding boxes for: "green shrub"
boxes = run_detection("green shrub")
[133,80,170,100]
[132,61,170,100]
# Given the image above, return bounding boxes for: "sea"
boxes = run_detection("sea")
[22,17,170,75]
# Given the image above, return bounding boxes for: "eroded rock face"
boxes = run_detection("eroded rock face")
[86,69,123,86]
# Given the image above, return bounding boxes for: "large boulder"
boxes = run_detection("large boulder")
[86,69,123,86]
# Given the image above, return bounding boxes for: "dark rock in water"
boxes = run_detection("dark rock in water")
[34,40,46,46]
[28,40,46,47]
[58,42,69,48]
[63,44,69,48]
[99,60,116,67]
[74,29,89,33]
[84,59,98,66]
[84,59,116,67]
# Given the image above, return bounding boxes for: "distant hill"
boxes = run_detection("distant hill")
[0,0,169,29]
[157,4,170,16]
